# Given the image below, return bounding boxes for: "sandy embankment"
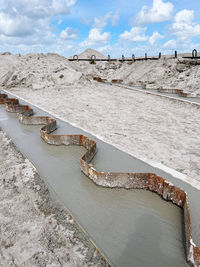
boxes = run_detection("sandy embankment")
[0,51,199,183]
[0,129,107,266]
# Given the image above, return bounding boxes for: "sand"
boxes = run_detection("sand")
[6,81,200,184]
[1,51,200,94]
[0,129,107,266]
[0,50,199,182]
[0,49,200,265]
[108,58,200,95]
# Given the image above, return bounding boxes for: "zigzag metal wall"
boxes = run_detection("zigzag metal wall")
[0,92,200,267]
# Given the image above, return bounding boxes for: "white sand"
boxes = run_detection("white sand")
[1,49,200,264]
[0,50,199,182]
[0,130,107,266]
[108,58,200,95]
[1,51,200,94]
[5,81,199,183]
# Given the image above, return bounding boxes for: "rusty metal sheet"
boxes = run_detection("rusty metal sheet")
[158,88,196,98]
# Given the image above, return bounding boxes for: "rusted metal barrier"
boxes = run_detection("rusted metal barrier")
[0,92,200,267]
[111,79,123,84]
[158,88,200,98]
[106,78,199,99]
[93,77,107,83]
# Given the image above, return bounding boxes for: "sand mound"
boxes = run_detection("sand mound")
[0,51,200,94]
[78,48,106,59]
[101,57,200,94]
[0,53,83,90]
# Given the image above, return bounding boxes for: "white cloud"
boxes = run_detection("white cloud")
[163,38,200,55]
[149,31,163,45]
[120,27,163,46]
[97,45,112,54]
[120,27,148,42]
[80,11,119,48]
[163,39,177,48]
[80,28,110,47]
[60,27,78,40]
[57,19,62,25]
[2,0,77,19]
[80,17,93,25]
[93,12,112,29]
[135,0,174,25]
[0,0,76,38]
[171,9,200,41]
[0,12,33,36]
[0,0,77,56]
[111,10,120,26]
[93,11,120,29]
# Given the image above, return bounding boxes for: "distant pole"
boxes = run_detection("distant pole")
[174,50,177,58]
[159,52,161,59]
[108,54,111,62]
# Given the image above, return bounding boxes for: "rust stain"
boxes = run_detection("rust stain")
[152,87,197,98]
[93,77,107,83]
[0,92,199,267]
[111,79,123,84]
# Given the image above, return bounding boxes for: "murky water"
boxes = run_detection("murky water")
[1,97,200,267]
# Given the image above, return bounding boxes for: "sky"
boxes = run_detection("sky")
[0,0,200,57]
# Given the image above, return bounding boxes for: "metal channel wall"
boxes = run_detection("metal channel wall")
[0,93,200,267]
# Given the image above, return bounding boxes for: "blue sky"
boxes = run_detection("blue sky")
[0,0,200,57]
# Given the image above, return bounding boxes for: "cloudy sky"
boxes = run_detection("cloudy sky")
[0,0,200,57]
